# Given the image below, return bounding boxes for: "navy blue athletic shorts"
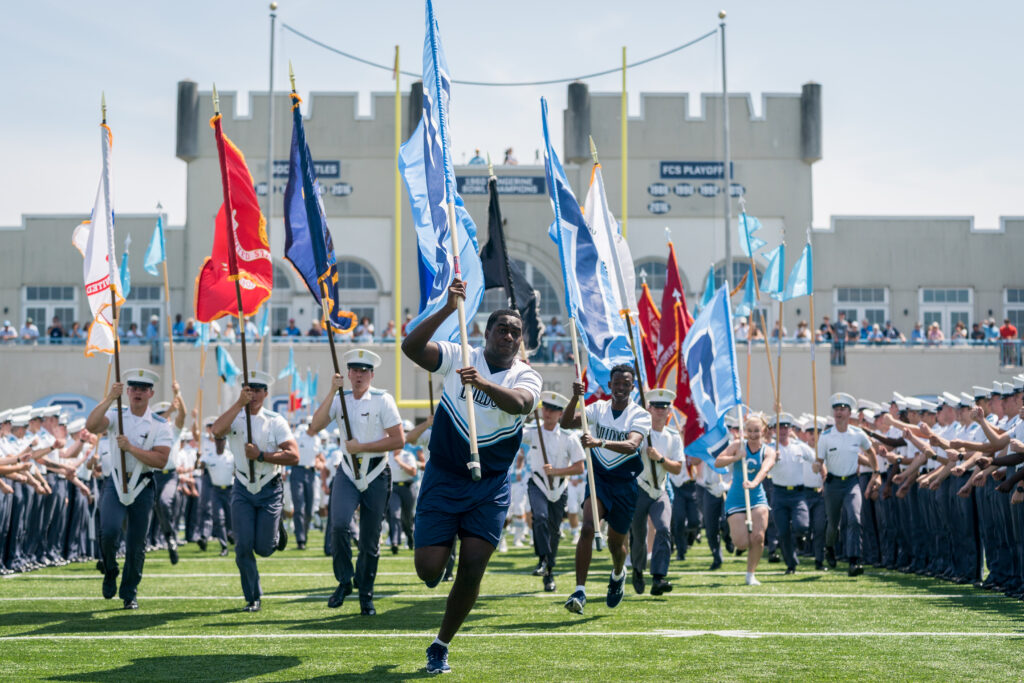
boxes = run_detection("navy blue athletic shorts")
[414,461,511,548]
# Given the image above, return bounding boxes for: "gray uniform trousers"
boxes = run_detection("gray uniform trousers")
[763,480,778,553]
[202,473,233,548]
[4,482,28,570]
[895,482,916,568]
[670,481,700,560]
[330,465,391,604]
[25,486,45,562]
[907,486,930,571]
[948,472,980,580]
[1009,485,1024,590]
[99,476,156,601]
[981,478,1013,584]
[0,489,11,570]
[152,470,179,540]
[44,474,69,560]
[857,473,880,565]
[933,477,955,575]
[629,488,672,578]
[699,486,727,564]
[803,488,827,564]
[388,481,416,549]
[289,466,317,545]
[66,483,93,560]
[527,479,566,569]
[772,486,809,569]
[875,479,897,567]
[231,476,284,603]
[185,474,208,542]
[824,474,862,560]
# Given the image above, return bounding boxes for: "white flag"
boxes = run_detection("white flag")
[583,163,639,319]
[72,124,122,357]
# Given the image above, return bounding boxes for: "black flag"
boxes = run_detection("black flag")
[479,175,543,352]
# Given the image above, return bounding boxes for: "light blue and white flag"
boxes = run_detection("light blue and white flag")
[119,235,131,299]
[735,269,756,317]
[738,212,766,257]
[398,0,483,343]
[782,241,812,301]
[216,345,240,385]
[541,97,633,396]
[278,346,297,380]
[682,284,742,460]
[196,322,210,348]
[760,244,786,301]
[143,215,166,276]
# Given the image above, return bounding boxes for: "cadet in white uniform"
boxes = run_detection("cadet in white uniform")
[630,389,684,596]
[387,420,420,554]
[200,418,234,556]
[212,370,298,613]
[769,413,817,574]
[519,391,584,592]
[85,368,174,609]
[151,391,187,564]
[291,417,321,550]
[308,348,404,616]
[816,392,881,577]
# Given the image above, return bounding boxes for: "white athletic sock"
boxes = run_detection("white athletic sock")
[611,567,625,581]
[575,584,586,595]
[432,637,449,649]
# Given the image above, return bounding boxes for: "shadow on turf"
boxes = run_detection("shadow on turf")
[0,609,198,636]
[866,569,1024,622]
[47,655,300,682]
[280,666,434,681]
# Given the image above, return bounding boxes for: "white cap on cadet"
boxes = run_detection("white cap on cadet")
[241,369,274,388]
[993,380,1010,396]
[124,368,160,387]
[343,348,382,370]
[67,418,86,433]
[770,412,796,427]
[28,407,45,420]
[539,391,569,409]
[152,401,172,414]
[918,399,938,413]
[203,416,217,427]
[645,388,677,405]
[43,406,62,418]
[1014,375,1024,391]
[1000,381,1015,396]
[402,419,414,432]
[959,392,974,407]
[857,399,882,413]
[10,412,30,427]
[58,414,68,425]
[0,410,10,423]
[860,409,876,422]
[903,396,923,412]
[830,392,856,409]
[972,385,992,399]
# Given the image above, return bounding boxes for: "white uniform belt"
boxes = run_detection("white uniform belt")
[530,471,566,503]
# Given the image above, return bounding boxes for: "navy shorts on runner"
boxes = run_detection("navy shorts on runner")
[585,474,639,536]
[414,461,511,548]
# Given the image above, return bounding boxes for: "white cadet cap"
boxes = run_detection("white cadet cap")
[993,380,1010,396]
[959,392,975,406]
[0,410,10,423]
[825,416,835,427]
[830,392,856,409]
[343,348,382,369]
[903,396,922,411]
[241,369,274,388]
[58,414,68,425]
[29,407,45,420]
[973,385,992,399]
[10,412,30,427]
[999,382,1015,396]
[67,418,86,433]
[770,412,796,427]
[1014,375,1024,391]
[539,391,569,409]
[153,401,172,413]
[125,368,160,387]
[402,419,414,432]
[940,392,961,407]
[860,409,876,422]
[44,406,62,418]
[723,414,740,428]
[794,416,810,431]
[857,399,882,413]
[645,388,676,405]
[815,416,828,430]
[919,399,938,413]
[204,416,216,426]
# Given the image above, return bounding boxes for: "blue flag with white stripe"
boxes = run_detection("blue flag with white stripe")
[697,265,715,312]
[738,212,766,257]
[735,269,756,317]
[398,0,483,342]
[541,97,633,396]
[278,346,297,380]
[760,244,786,301]
[143,215,165,276]
[682,284,742,461]
[216,345,240,385]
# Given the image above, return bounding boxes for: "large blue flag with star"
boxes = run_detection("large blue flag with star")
[682,283,742,461]
[284,93,358,334]
[399,0,483,342]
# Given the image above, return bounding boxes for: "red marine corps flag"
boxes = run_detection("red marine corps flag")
[637,280,660,388]
[654,239,685,387]
[194,93,273,322]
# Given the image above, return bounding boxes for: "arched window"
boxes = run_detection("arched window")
[337,260,377,290]
[711,261,761,293]
[477,259,562,324]
[273,265,292,289]
[635,260,668,303]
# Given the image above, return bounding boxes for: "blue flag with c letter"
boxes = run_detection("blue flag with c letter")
[541,97,633,396]
[682,284,742,464]
[398,0,483,343]
[782,241,812,301]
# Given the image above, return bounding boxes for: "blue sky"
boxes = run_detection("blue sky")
[2,0,1021,228]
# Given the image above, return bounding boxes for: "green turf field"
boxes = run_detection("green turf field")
[1,530,1021,681]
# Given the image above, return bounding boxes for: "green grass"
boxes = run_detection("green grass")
[1,529,1022,681]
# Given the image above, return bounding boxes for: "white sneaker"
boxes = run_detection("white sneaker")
[498,536,508,553]
[745,574,761,586]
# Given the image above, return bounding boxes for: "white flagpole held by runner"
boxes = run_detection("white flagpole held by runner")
[569,322,605,542]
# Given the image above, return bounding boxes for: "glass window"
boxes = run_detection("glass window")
[712,262,759,292]
[273,265,292,290]
[635,260,669,302]
[337,260,377,290]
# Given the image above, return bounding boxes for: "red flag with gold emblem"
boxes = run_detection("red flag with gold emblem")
[195,114,273,322]
[637,282,660,388]
[654,242,685,387]
[672,297,702,445]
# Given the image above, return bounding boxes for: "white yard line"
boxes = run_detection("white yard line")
[0,592,1000,601]
[0,630,1021,641]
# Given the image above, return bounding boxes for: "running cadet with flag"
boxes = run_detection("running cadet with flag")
[399,2,539,675]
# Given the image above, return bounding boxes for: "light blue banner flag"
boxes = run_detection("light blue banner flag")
[258,305,271,337]
[682,284,742,460]
[278,346,297,380]
[143,215,166,276]
[216,345,240,385]
[782,241,812,301]
[760,244,786,300]
[291,370,305,398]
[697,265,715,312]
[685,421,730,474]
[738,212,766,257]
[119,235,131,299]
[398,0,483,343]
[541,97,633,396]
[309,371,318,400]
[735,269,756,317]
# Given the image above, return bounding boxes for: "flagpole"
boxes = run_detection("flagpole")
[100,96,129,495]
[736,403,752,533]
[194,342,207,467]
[212,85,256,483]
[775,295,784,432]
[720,11,733,298]
[488,159,553,490]
[747,253,777,403]
[807,231,819,446]
[393,44,403,406]
[427,373,434,415]
[154,205,177,387]
[620,45,628,239]
[568,323,604,541]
